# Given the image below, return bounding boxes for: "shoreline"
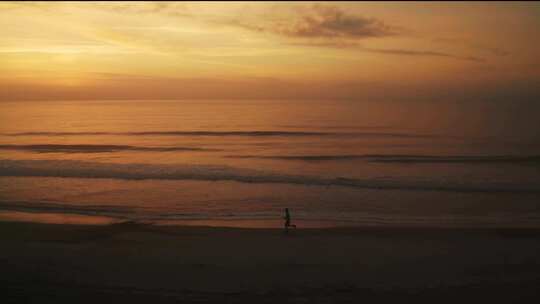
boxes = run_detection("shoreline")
[3,218,540,231]
[2,209,540,230]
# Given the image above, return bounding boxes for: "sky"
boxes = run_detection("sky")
[1,1,539,101]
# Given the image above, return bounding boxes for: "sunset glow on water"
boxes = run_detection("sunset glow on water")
[1,99,539,227]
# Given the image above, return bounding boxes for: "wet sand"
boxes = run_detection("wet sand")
[1,221,540,303]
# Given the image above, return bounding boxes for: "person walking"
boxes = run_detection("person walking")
[284,208,296,233]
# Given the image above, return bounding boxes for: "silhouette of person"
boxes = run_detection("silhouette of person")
[284,208,296,233]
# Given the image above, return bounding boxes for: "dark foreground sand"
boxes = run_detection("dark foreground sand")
[1,221,540,303]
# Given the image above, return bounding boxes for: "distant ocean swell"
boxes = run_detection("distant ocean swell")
[1,159,538,193]
[1,144,538,165]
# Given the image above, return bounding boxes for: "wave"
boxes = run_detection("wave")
[227,155,369,161]
[0,200,278,221]
[1,130,433,138]
[4,200,539,228]
[0,144,218,153]
[0,159,538,193]
[367,154,540,164]
[226,154,540,164]
[0,201,133,217]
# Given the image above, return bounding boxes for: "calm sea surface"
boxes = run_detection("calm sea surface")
[1,99,539,227]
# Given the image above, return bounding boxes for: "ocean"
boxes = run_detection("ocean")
[1,99,539,227]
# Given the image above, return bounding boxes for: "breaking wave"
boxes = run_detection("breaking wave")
[0,201,133,217]
[226,154,540,164]
[0,159,538,193]
[0,144,217,153]
[1,130,434,138]
[227,155,369,161]
[366,154,540,164]
[0,200,277,221]
[3,200,539,228]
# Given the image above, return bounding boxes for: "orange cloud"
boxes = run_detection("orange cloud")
[232,5,396,40]
[279,5,395,39]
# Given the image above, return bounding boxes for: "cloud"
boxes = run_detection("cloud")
[288,40,361,49]
[233,5,396,40]
[0,2,190,17]
[363,47,485,62]
[289,41,484,62]
[95,2,190,17]
[434,37,509,57]
[282,5,395,38]
[229,5,482,62]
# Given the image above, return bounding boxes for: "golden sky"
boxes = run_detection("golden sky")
[1,1,539,101]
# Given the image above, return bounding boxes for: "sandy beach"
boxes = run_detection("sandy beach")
[1,220,539,303]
